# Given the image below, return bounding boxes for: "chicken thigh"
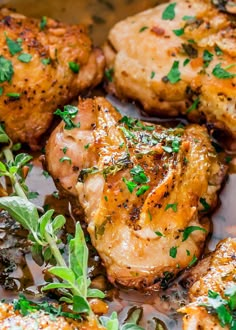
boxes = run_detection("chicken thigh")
[179,238,236,330]
[0,8,104,149]
[104,0,236,139]
[46,97,226,290]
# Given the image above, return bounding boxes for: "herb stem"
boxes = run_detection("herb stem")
[44,230,67,268]
[2,147,28,200]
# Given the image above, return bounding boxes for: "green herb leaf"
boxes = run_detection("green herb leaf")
[0,124,10,143]
[165,203,178,212]
[5,35,22,55]
[150,71,155,79]
[169,246,177,258]
[155,231,164,237]
[166,61,181,84]
[182,226,207,241]
[87,288,105,299]
[139,26,148,32]
[182,15,196,21]
[105,67,114,82]
[212,63,236,79]
[73,295,90,314]
[183,58,190,66]
[130,165,149,184]
[188,255,198,267]
[40,16,47,30]
[162,3,176,20]
[41,58,51,65]
[18,53,32,63]
[54,105,80,130]
[186,97,200,113]
[173,28,184,36]
[68,61,80,73]
[123,177,137,193]
[136,185,150,197]
[215,45,223,56]
[0,56,14,83]
[203,50,213,67]
[6,92,21,99]
[200,197,210,211]
[59,156,72,164]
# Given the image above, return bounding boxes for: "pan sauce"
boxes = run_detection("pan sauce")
[0,0,236,329]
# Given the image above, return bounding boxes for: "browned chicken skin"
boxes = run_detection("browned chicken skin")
[179,238,236,330]
[0,8,104,149]
[46,97,226,290]
[104,0,236,139]
[0,302,104,330]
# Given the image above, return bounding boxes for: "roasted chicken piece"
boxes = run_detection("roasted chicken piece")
[104,0,236,139]
[179,238,236,330]
[0,301,104,329]
[46,97,226,290]
[0,8,104,149]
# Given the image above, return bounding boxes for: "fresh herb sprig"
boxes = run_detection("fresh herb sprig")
[54,105,80,130]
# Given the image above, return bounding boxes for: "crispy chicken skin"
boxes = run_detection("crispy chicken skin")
[46,97,226,290]
[0,302,104,330]
[104,0,236,138]
[179,238,236,330]
[0,8,104,149]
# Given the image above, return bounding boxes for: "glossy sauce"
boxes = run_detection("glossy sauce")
[0,0,235,329]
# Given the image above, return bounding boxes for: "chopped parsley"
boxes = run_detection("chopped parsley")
[130,165,149,184]
[162,2,176,20]
[147,209,152,221]
[214,45,223,56]
[183,58,190,66]
[42,170,50,178]
[54,105,80,130]
[155,231,164,237]
[188,254,198,267]
[186,249,190,256]
[5,35,22,55]
[59,156,72,164]
[40,16,47,30]
[212,63,236,79]
[150,71,156,79]
[182,226,207,241]
[169,246,177,258]
[139,26,148,32]
[104,196,108,202]
[173,28,184,36]
[182,15,196,21]
[68,61,80,73]
[186,97,200,113]
[84,143,90,149]
[18,53,32,63]
[203,50,213,67]
[41,58,51,65]
[0,56,14,82]
[123,177,137,193]
[165,203,178,212]
[136,185,150,197]
[171,139,180,152]
[0,87,3,96]
[105,67,114,82]
[6,92,21,99]
[62,146,68,154]
[166,61,181,84]
[200,197,210,211]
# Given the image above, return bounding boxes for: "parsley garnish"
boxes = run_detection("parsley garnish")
[155,231,164,237]
[169,246,177,258]
[139,26,148,32]
[182,15,196,21]
[203,50,213,67]
[18,53,32,63]
[130,165,149,184]
[186,249,190,256]
[165,203,178,212]
[42,170,50,179]
[186,97,200,113]
[212,63,236,79]
[41,58,51,65]
[123,177,137,193]
[6,92,21,99]
[173,28,184,36]
[215,45,223,56]
[0,56,14,82]
[150,71,155,79]
[54,105,80,130]
[0,87,3,96]
[59,156,72,164]
[200,197,210,211]
[40,16,47,30]
[105,67,114,82]
[5,35,22,55]
[62,146,68,154]
[183,58,190,66]
[136,185,150,197]
[84,143,90,149]
[104,196,108,202]
[68,61,80,73]
[182,226,207,241]
[166,61,181,84]
[162,2,176,20]
[188,254,197,267]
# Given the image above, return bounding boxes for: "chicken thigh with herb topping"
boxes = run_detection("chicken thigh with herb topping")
[0,8,104,149]
[179,238,236,330]
[104,0,236,140]
[46,97,226,290]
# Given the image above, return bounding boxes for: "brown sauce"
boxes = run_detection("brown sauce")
[0,0,236,329]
